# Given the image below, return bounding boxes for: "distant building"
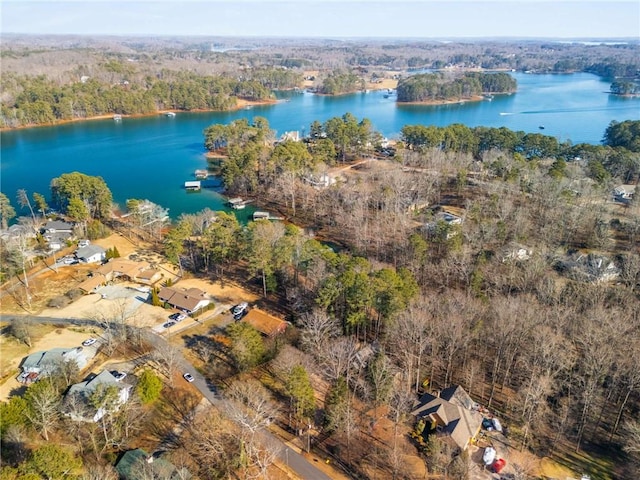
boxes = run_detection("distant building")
[613,184,636,204]
[557,252,620,283]
[278,131,301,143]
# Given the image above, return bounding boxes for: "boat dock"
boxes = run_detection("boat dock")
[195,169,209,179]
[184,181,201,192]
[228,198,254,210]
[252,211,284,221]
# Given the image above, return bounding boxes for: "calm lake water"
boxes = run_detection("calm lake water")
[1,73,638,219]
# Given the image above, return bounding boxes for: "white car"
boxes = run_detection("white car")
[82,338,97,347]
[183,373,195,383]
[232,302,248,316]
[78,239,90,248]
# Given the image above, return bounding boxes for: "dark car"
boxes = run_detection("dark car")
[169,312,187,322]
[162,321,176,329]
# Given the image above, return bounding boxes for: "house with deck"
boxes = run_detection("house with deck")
[42,220,75,249]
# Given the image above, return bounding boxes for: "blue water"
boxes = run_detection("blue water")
[1,73,638,218]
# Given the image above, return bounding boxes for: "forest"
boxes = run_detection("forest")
[396,72,517,103]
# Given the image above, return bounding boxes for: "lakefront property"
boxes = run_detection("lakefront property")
[1,28,639,480]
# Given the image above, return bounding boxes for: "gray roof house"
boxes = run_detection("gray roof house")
[20,347,92,382]
[411,385,482,451]
[76,244,107,264]
[64,370,132,422]
[115,449,189,480]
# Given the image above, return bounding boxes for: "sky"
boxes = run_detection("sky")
[2,0,639,39]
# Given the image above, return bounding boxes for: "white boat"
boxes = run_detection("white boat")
[492,418,503,433]
[166,112,176,117]
[483,446,496,465]
[113,114,122,121]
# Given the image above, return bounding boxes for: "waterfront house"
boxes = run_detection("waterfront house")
[42,219,75,248]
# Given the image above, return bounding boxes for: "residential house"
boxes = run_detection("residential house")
[0,224,35,245]
[19,347,93,382]
[558,252,620,283]
[42,219,75,249]
[115,449,189,480]
[613,184,636,204]
[242,308,288,337]
[97,259,161,284]
[425,207,464,239]
[304,173,337,189]
[501,243,533,262]
[64,370,132,422]
[278,130,301,143]
[76,244,107,264]
[411,385,482,451]
[157,286,210,314]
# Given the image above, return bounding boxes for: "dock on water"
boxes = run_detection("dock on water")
[185,181,201,192]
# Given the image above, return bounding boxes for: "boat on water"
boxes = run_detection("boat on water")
[166,112,176,117]
[539,125,545,130]
[113,114,122,121]
[483,446,496,466]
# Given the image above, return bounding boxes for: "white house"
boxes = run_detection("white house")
[76,244,107,264]
[19,347,92,382]
[65,370,132,422]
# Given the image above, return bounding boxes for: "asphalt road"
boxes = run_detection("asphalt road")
[3,314,333,480]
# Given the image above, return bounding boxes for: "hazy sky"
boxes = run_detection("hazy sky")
[2,0,639,39]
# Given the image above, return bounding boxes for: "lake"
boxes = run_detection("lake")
[1,72,638,219]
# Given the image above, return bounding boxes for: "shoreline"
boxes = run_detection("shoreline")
[0,98,278,132]
[397,94,486,106]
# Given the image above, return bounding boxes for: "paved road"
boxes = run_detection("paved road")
[3,314,333,480]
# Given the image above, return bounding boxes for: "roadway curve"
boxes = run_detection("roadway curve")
[2,314,332,480]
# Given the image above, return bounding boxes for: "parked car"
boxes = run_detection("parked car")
[232,302,248,316]
[61,256,76,265]
[183,373,195,383]
[78,239,90,248]
[111,371,127,381]
[162,321,176,329]
[168,312,187,322]
[82,338,97,346]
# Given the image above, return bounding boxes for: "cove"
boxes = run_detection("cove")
[1,72,638,219]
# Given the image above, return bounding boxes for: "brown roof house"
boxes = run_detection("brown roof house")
[158,286,210,314]
[242,308,288,337]
[411,385,482,451]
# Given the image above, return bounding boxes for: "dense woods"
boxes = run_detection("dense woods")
[0,69,285,128]
[396,72,517,103]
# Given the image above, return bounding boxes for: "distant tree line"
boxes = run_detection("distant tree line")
[0,68,298,128]
[610,80,640,96]
[396,72,517,102]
